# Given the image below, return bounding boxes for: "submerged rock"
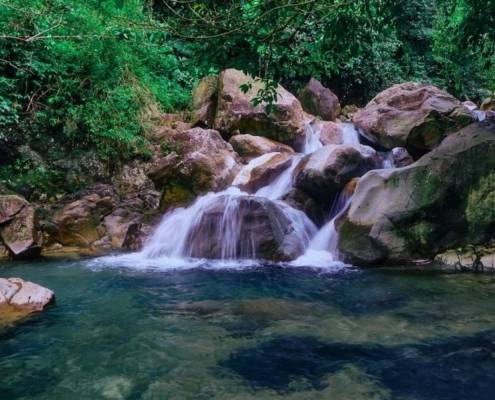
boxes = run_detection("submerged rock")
[0,277,54,326]
[299,78,341,121]
[214,69,306,150]
[354,82,472,157]
[294,144,379,203]
[337,122,495,266]
[229,134,294,161]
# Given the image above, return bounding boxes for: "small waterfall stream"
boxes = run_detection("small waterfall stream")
[134,119,364,267]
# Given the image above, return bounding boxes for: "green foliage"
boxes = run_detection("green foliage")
[240,77,279,113]
[1,0,493,195]
[0,0,196,193]
[466,173,495,236]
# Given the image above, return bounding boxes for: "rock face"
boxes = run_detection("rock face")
[337,122,495,266]
[191,75,218,127]
[299,78,341,121]
[186,195,312,261]
[0,195,40,258]
[53,188,116,247]
[148,127,241,198]
[294,144,379,203]
[353,82,472,156]
[233,152,293,193]
[214,69,306,150]
[229,134,294,161]
[0,277,54,326]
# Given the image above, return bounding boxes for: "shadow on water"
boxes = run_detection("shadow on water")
[220,330,495,399]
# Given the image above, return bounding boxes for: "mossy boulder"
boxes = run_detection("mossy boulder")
[354,82,472,157]
[336,122,495,266]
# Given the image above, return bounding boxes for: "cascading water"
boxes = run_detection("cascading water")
[291,190,353,267]
[138,121,325,263]
[340,122,361,145]
[106,119,372,269]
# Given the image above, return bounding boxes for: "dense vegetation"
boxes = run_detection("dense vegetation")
[1,0,493,196]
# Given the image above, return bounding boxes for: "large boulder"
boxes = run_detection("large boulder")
[186,195,315,261]
[229,134,294,161]
[191,75,218,127]
[233,152,293,193]
[0,277,54,326]
[353,82,472,156]
[52,186,116,247]
[293,144,380,203]
[214,69,306,150]
[336,122,495,266]
[299,78,341,121]
[148,127,241,196]
[316,121,344,145]
[0,195,27,224]
[103,208,143,248]
[0,195,40,258]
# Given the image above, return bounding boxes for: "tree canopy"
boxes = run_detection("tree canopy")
[0,0,493,193]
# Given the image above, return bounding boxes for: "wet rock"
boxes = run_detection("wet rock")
[233,152,293,193]
[317,120,344,145]
[148,127,241,194]
[282,188,324,225]
[187,195,313,261]
[337,122,495,266]
[299,78,341,121]
[214,69,306,150]
[0,277,54,326]
[229,134,294,161]
[191,75,218,127]
[391,147,414,168]
[294,144,380,203]
[354,82,472,157]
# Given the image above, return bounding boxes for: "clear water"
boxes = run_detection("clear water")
[2,259,495,400]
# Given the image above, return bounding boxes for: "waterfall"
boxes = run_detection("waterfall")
[291,190,353,267]
[303,120,323,154]
[341,122,361,145]
[138,121,325,262]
